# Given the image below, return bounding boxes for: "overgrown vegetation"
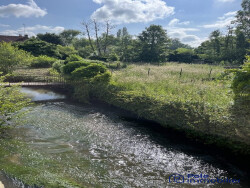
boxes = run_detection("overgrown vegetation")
[0,76,30,132]
[83,63,250,154]
[0,42,32,74]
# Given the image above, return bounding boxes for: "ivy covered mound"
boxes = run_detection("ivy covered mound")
[62,60,111,83]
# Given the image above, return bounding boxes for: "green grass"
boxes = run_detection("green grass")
[112,63,231,107]
[88,62,250,154]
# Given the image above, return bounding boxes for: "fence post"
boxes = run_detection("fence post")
[209,68,213,79]
[148,68,150,76]
[180,68,183,78]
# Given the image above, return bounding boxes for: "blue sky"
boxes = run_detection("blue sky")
[0,0,242,47]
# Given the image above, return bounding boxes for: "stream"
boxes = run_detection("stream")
[0,87,249,187]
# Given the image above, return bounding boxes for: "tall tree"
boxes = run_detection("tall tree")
[59,30,81,46]
[235,0,250,38]
[82,21,96,54]
[138,25,170,62]
[37,33,64,45]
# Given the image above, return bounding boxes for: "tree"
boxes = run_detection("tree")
[209,30,221,60]
[17,38,59,57]
[235,0,250,38]
[138,25,170,62]
[82,21,96,54]
[169,38,192,50]
[37,33,64,45]
[0,42,32,74]
[59,30,81,46]
[56,45,78,60]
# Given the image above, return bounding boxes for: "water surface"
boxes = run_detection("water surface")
[1,87,249,187]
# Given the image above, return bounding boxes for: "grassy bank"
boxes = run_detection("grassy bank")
[83,63,250,155]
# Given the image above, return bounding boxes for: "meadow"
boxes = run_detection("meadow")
[90,62,250,154]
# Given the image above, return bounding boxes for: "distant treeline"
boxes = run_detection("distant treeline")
[13,0,249,65]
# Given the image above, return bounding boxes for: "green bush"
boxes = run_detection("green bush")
[65,54,83,64]
[108,53,119,62]
[62,61,90,75]
[91,71,111,83]
[168,48,198,63]
[30,55,57,68]
[88,55,108,62]
[71,63,106,79]
[0,42,32,74]
[230,56,250,97]
[52,60,65,73]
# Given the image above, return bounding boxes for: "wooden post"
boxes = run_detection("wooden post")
[148,68,150,76]
[209,68,212,79]
[180,68,183,78]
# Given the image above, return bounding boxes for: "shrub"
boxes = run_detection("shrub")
[0,42,32,74]
[71,63,106,79]
[108,53,119,62]
[52,60,65,73]
[30,55,57,68]
[62,61,90,75]
[89,55,108,62]
[65,54,83,64]
[91,71,111,83]
[168,48,198,63]
[230,56,250,97]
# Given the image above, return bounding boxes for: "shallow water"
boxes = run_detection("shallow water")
[1,87,249,187]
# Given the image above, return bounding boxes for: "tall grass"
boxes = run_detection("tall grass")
[113,63,232,108]
[89,62,250,154]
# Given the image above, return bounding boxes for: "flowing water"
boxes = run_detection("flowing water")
[0,87,249,187]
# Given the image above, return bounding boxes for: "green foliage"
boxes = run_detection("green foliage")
[62,61,91,75]
[30,55,57,68]
[37,33,64,45]
[107,53,119,62]
[168,48,197,63]
[89,55,108,62]
[91,71,111,83]
[65,54,83,64]
[17,38,59,57]
[59,29,81,46]
[52,60,65,73]
[56,45,78,60]
[0,76,30,130]
[230,56,250,97]
[169,38,192,50]
[0,42,32,74]
[71,63,106,79]
[138,25,170,62]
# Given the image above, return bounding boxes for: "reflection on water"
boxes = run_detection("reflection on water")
[20,87,65,101]
[2,87,249,187]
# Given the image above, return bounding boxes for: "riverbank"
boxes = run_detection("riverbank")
[75,63,250,156]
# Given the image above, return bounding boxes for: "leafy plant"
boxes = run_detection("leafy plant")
[0,76,30,131]
[229,56,250,97]
[0,42,32,74]
[71,63,106,79]
[30,55,57,68]
[62,61,91,75]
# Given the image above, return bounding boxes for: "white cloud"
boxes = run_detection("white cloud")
[167,27,206,47]
[168,18,190,27]
[91,0,175,23]
[166,19,206,47]
[202,11,237,28]
[0,24,10,27]
[216,0,235,2]
[0,25,64,36]
[0,0,47,18]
